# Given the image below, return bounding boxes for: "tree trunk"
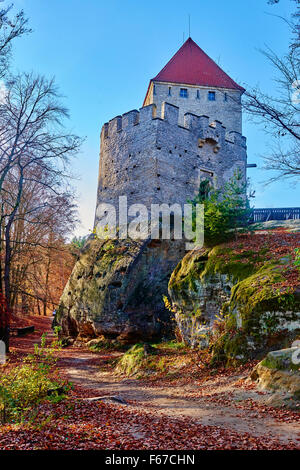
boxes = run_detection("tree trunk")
[43,243,52,316]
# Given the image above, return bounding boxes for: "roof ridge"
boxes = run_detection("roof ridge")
[150,37,244,92]
[151,38,195,81]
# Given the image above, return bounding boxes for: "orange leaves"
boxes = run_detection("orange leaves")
[0,395,298,450]
[225,230,300,290]
[0,292,10,328]
[2,299,300,451]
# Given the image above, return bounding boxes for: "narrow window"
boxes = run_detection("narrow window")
[224,92,228,102]
[180,88,188,98]
[153,85,156,95]
[196,90,200,99]
[208,91,216,101]
[168,86,171,96]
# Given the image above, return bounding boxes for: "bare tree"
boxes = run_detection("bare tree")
[0,72,82,350]
[6,174,77,317]
[0,4,31,77]
[243,1,300,182]
[0,73,81,300]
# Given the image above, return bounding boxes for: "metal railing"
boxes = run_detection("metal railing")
[251,207,300,223]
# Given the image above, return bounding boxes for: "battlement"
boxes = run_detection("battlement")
[101,102,246,148]
[96,100,248,230]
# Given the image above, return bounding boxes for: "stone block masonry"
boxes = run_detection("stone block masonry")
[144,81,243,133]
[94,101,247,227]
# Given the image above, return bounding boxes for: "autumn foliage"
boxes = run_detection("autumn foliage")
[0,291,9,329]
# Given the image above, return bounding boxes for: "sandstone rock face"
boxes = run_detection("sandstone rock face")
[168,248,233,347]
[168,242,300,356]
[250,348,300,406]
[55,236,186,343]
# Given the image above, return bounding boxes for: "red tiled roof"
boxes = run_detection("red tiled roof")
[147,37,244,94]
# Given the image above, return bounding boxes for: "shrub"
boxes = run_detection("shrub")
[0,365,55,421]
[294,248,300,268]
[0,329,68,423]
[189,170,251,246]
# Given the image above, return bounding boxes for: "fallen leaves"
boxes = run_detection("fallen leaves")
[0,397,298,450]
[1,315,300,451]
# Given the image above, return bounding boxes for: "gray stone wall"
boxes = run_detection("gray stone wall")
[94,102,247,228]
[144,81,242,134]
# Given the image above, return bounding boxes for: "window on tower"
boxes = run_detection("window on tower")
[208,91,216,101]
[180,88,188,98]
[196,90,200,99]
[168,87,172,96]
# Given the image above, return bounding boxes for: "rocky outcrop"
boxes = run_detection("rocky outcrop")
[168,248,234,347]
[168,235,300,359]
[250,348,300,407]
[55,236,185,343]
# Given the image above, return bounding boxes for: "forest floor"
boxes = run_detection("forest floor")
[0,316,300,450]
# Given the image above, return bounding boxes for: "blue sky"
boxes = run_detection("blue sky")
[11,0,298,236]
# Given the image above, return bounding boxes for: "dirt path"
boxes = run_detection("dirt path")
[8,316,300,448]
[58,347,300,446]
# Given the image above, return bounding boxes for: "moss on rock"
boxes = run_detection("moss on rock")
[250,348,300,405]
[168,234,300,360]
[55,235,186,343]
[115,343,157,376]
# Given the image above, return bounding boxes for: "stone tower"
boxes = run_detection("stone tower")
[95,37,247,228]
[144,37,244,133]
[56,38,249,344]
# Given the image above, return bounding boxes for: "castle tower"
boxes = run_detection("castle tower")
[58,38,249,346]
[95,38,247,228]
[143,37,244,133]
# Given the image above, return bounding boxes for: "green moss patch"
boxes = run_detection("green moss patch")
[115,344,157,376]
[229,262,300,333]
[200,246,261,284]
[115,341,189,377]
[169,244,269,297]
[168,231,300,366]
[168,248,209,295]
[260,349,300,372]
